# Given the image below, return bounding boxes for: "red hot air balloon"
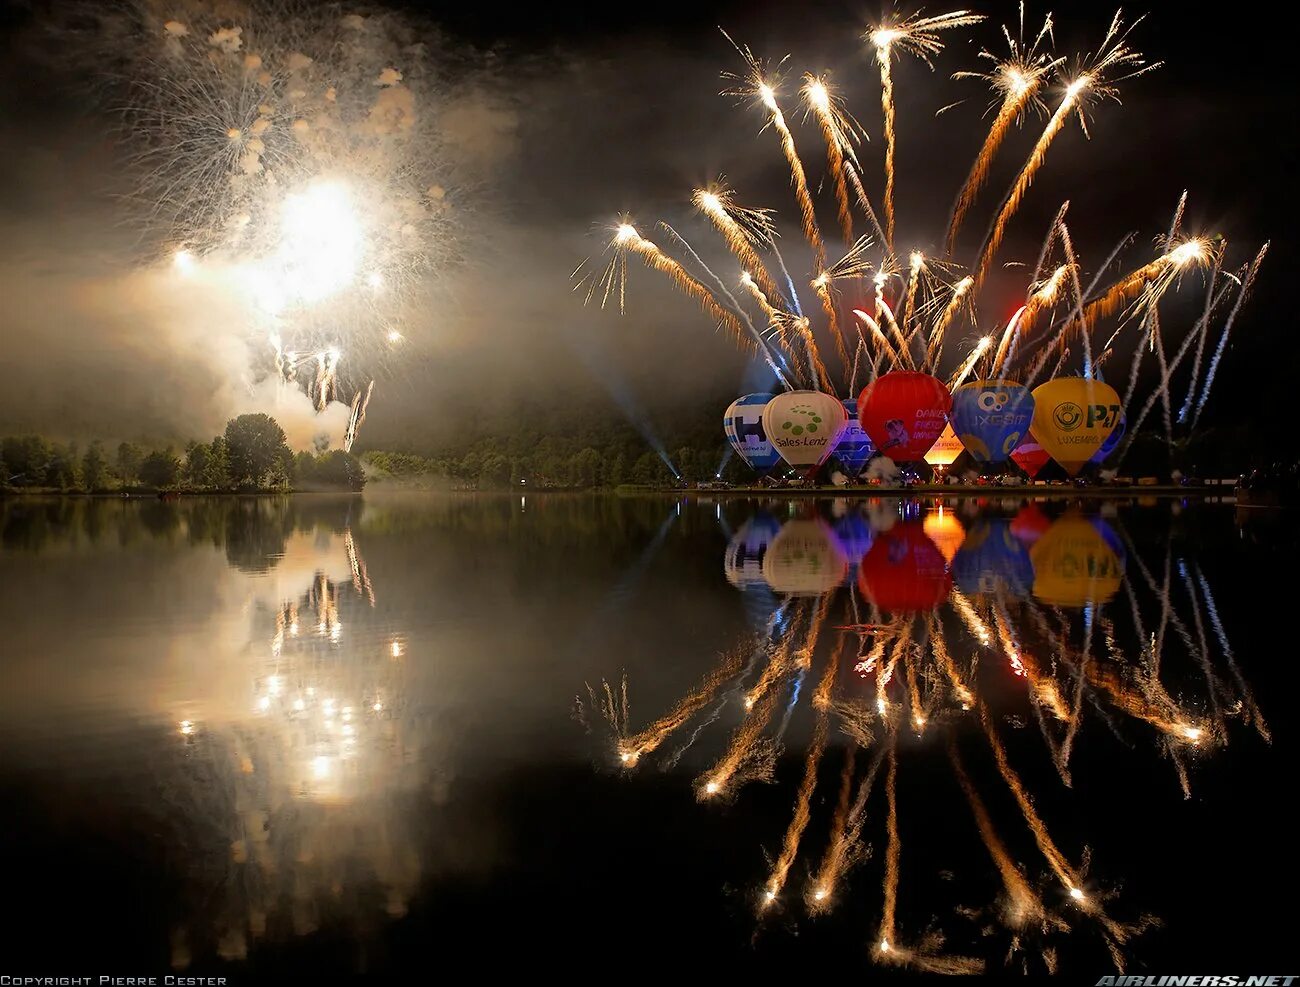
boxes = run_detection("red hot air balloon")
[857,371,952,463]
[1010,434,1051,479]
[858,522,952,612]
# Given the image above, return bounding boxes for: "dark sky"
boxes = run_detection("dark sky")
[0,0,1292,452]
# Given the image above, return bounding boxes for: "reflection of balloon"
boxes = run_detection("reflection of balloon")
[834,400,876,476]
[1090,412,1127,464]
[858,371,952,462]
[761,391,849,473]
[924,423,966,469]
[922,509,966,562]
[858,523,952,612]
[950,380,1034,463]
[762,520,848,596]
[724,513,783,589]
[953,519,1034,596]
[1009,503,1052,544]
[1030,377,1122,476]
[1010,435,1051,479]
[1030,512,1124,606]
[724,393,782,473]
[832,511,875,565]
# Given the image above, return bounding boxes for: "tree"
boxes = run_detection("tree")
[116,442,143,486]
[572,447,602,488]
[82,441,109,490]
[224,414,291,488]
[205,436,231,488]
[3,435,50,486]
[139,449,181,489]
[311,451,366,491]
[183,441,211,488]
[46,442,80,490]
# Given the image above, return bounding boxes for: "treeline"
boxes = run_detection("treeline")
[2,414,364,493]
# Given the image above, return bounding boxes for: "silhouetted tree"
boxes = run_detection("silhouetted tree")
[224,414,291,488]
[81,441,109,490]
[139,449,181,488]
[116,442,143,486]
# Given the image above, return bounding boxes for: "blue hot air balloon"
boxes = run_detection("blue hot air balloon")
[724,393,782,474]
[1090,412,1127,465]
[833,399,876,476]
[724,512,783,590]
[952,519,1034,597]
[950,380,1035,464]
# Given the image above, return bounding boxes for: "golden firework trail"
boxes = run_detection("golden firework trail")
[974,11,1159,288]
[949,588,993,648]
[946,8,1061,254]
[806,744,856,913]
[924,275,974,371]
[877,738,901,954]
[947,335,992,389]
[613,223,755,351]
[900,251,925,338]
[842,158,889,248]
[723,36,826,269]
[342,380,374,453]
[762,714,829,909]
[313,347,342,412]
[868,10,986,251]
[343,528,374,606]
[929,615,975,709]
[808,739,886,914]
[877,297,916,370]
[693,185,785,307]
[618,645,747,767]
[990,304,1029,378]
[1192,241,1269,428]
[802,74,863,245]
[948,739,1046,927]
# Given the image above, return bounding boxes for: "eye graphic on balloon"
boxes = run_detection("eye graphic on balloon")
[1052,402,1083,432]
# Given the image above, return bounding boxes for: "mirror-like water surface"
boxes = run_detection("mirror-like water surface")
[0,494,1292,976]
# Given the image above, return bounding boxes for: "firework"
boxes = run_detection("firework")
[946,8,1061,254]
[974,11,1159,287]
[868,10,986,250]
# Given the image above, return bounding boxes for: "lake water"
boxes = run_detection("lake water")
[0,493,1293,977]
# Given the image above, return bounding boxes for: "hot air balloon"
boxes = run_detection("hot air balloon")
[924,423,966,472]
[949,380,1035,463]
[832,510,875,566]
[761,390,848,476]
[922,507,966,562]
[762,519,848,596]
[833,400,876,476]
[1089,411,1127,465]
[953,519,1034,596]
[1010,435,1051,479]
[723,393,782,474]
[1030,378,1122,477]
[1029,512,1124,606]
[858,523,952,612]
[1009,503,1053,544]
[724,512,783,589]
[857,371,951,463]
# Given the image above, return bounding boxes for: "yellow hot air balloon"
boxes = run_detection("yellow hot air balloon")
[1029,377,1122,476]
[761,520,848,596]
[922,508,966,563]
[1030,513,1123,606]
[923,423,965,471]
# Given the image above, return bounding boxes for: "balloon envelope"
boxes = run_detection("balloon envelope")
[953,519,1034,596]
[762,520,848,596]
[950,380,1035,463]
[924,423,966,469]
[834,400,876,476]
[1030,378,1122,476]
[723,393,782,473]
[724,512,783,589]
[1009,503,1053,544]
[858,371,951,463]
[762,391,848,472]
[1030,512,1124,606]
[922,509,966,562]
[1010,434,1051,479]
[1090,411,1127,464]
[832,511,875,565]
[858,523,952,612]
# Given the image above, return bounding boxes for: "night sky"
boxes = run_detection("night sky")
[0,0,1292,454]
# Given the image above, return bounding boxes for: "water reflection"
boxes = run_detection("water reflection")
[587,496,1269,974]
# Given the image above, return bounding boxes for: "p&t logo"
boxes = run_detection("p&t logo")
[1053,401,1084,432]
